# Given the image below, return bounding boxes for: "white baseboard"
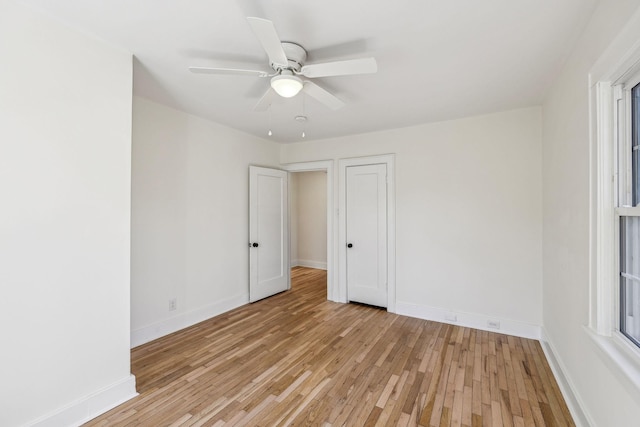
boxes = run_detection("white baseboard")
[395,301,541,340]
[131,293,248,348]
[540,328,593,427]
[26,374,137,427]
[293,259,327,270]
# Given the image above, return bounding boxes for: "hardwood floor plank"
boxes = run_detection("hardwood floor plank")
[83,267,575,427]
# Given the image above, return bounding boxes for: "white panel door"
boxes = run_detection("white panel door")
[346,164,387,307]
[249,166,289,302]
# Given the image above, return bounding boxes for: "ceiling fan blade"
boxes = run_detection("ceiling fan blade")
[246,17,288,68]
[189,66,269,77]
[300,57,377,78]
[303,82,345,110]
[253,87,279,112]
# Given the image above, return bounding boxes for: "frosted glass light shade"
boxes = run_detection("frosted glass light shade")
[271,75,303,98]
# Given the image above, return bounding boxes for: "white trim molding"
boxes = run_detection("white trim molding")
[131,293,248,348]
[591,80,616,335]
[25,375,137,427]
[338,154,396,313]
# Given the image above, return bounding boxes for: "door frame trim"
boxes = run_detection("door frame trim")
[282,160,336,302]
[339,155,396,313]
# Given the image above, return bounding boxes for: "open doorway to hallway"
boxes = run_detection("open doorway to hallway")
[290,171,328,292]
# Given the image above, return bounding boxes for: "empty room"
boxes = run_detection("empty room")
[3,0,640,426]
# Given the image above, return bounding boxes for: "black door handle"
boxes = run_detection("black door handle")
[347,243,353,248]
[252,242,259,248]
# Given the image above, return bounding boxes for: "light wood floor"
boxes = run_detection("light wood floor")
[85,267,574,426]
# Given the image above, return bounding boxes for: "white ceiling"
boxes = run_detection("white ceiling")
[22,0,597,143]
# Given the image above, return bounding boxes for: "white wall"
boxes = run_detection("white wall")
[542,0,640,425]
[131,97,280,346]
[291,172,327,269]
[0,2,135,426]
[281,107,543,336]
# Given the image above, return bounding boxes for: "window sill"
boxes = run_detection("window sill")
[584,326,640,396]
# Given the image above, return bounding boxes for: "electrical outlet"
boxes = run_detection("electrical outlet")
[169,298,177,311]
[444,312,457,322]
[487,320,500,329]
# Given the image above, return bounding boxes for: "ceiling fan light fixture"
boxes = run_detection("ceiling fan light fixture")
[271,74,303,98]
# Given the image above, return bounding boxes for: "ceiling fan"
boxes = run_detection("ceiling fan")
[189,17,377,111]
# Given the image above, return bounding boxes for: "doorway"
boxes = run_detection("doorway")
[290,170,328,294]
[281,156,395,311]
[290,171,328,270]
[283,160,335,301]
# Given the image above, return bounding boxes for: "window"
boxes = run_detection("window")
[619,81,640,348]
[588,10,640,388]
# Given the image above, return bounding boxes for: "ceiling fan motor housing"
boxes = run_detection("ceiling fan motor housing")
[273,42,307,72]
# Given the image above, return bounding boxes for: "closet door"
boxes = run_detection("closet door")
[345,164,387,307]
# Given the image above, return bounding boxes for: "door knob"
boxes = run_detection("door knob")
[347,243,353,248]
[252,242,259,247]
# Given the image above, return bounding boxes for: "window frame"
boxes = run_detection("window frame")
[615,73,640,208]
[593,67,640,345]
[592,66,640,334]
[615,75,640,349]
